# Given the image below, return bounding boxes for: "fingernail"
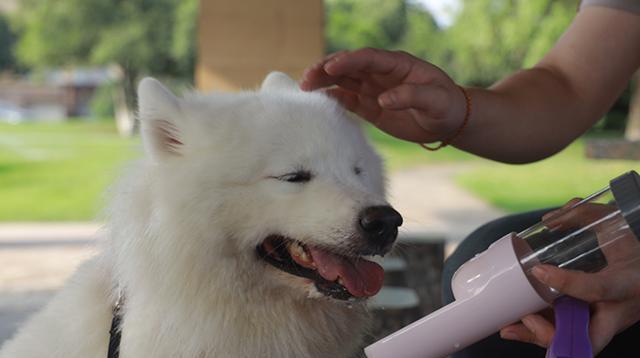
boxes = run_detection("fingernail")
[521,316,535,327]
[324,57,340,72]
[531,266,549,283]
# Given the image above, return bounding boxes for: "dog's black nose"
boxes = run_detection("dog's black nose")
[358,206,403,251]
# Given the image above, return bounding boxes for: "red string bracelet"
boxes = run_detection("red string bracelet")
[419,85,471,151]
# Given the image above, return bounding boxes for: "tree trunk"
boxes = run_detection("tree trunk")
[625,71,640,141]
[114,66,139,137]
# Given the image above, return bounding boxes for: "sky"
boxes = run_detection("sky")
[414,0,461,28]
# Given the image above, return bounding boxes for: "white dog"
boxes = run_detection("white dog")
[0,72,402,358]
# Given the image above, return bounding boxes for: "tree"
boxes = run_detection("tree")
[325,0,408,53]
[324,0,574,87]
[0,14,17,73]
[443,0,574,86]
[12,0,198,135]
[395,2,444,66]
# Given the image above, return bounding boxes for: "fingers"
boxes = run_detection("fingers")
[500,314,555,348]
[323,48,414,79]
[324,88,382,122]
[300,51,347,91]
[378,83,453,117]
[324,88,442,143]
[300,63,335,91]
[301,48,434,91]
[589,305,619,354]
[589,298,640,353]
[531,265,627,302]
[542,200,616,231]
[333,75,387,98]
[542,197,581,223]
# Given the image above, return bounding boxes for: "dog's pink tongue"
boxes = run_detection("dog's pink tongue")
[308,248,384,298]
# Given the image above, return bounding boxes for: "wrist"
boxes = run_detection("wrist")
[419,85,471,151]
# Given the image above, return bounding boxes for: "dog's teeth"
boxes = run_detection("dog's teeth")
[337,278,345,286]
[299,250,310,262]
[289,242,303,255]
[289,242,313,262]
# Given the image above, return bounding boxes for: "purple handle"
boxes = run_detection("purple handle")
[546,296,592,358]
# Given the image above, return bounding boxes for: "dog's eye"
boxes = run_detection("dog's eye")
[354,166,362,175]
[278,171,313,183]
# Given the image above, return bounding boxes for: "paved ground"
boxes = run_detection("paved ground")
[0,164,504,346]
[0,223,101,344]
[387,165,504,253]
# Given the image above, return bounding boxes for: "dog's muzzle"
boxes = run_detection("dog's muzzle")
[256,205,403,301]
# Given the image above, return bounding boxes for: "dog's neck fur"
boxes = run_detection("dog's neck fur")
[112,249,369,357]
[117,285,368,357]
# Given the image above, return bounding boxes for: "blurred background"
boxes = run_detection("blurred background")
[0,0,638,348]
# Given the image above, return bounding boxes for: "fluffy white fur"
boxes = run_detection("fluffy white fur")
[0,72,391,358]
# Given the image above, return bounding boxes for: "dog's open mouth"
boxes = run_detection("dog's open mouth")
[256,235,384,301]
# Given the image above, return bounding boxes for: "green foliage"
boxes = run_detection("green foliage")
[12,0,198,79]
[90,82,117,118]
[444,0,574,85]
[325,0,409,52]
[521,1,576,68]
[0,13,16,72]
[325,0,574,86]
[395,3,443,63]
[325,0,446,66]
[171,0,199,75]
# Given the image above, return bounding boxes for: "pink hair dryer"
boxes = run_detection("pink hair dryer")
[366,171,640,358]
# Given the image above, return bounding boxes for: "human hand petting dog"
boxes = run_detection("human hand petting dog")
[300,48,468,146]
[500,263,640,355]
[301,10,640,165]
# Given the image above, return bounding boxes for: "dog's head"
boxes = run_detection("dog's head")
[134,73,402,301]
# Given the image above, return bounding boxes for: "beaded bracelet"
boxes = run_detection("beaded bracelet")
[419,85,472,151]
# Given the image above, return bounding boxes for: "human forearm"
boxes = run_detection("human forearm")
[453,6,640,163]
[453,67,593,163]
[300,8,640,163]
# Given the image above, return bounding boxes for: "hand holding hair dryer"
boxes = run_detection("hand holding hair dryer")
[365,171,640,358]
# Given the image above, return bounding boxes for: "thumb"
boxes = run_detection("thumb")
[531,265,620,302]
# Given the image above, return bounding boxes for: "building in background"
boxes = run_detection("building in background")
[196,0,324,91]
[0,80,65,123]
[0,68,117,123]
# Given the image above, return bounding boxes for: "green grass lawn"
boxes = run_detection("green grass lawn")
[370,125,638,213]
[365,125,476,170]
[456,141,639,213]
[0,121,139,221]
[0,120,637,221]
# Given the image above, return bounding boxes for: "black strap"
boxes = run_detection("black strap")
[107,298,123,358]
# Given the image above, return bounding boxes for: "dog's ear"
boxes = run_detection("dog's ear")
[260,71,298,92]
[137,77,184,161]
